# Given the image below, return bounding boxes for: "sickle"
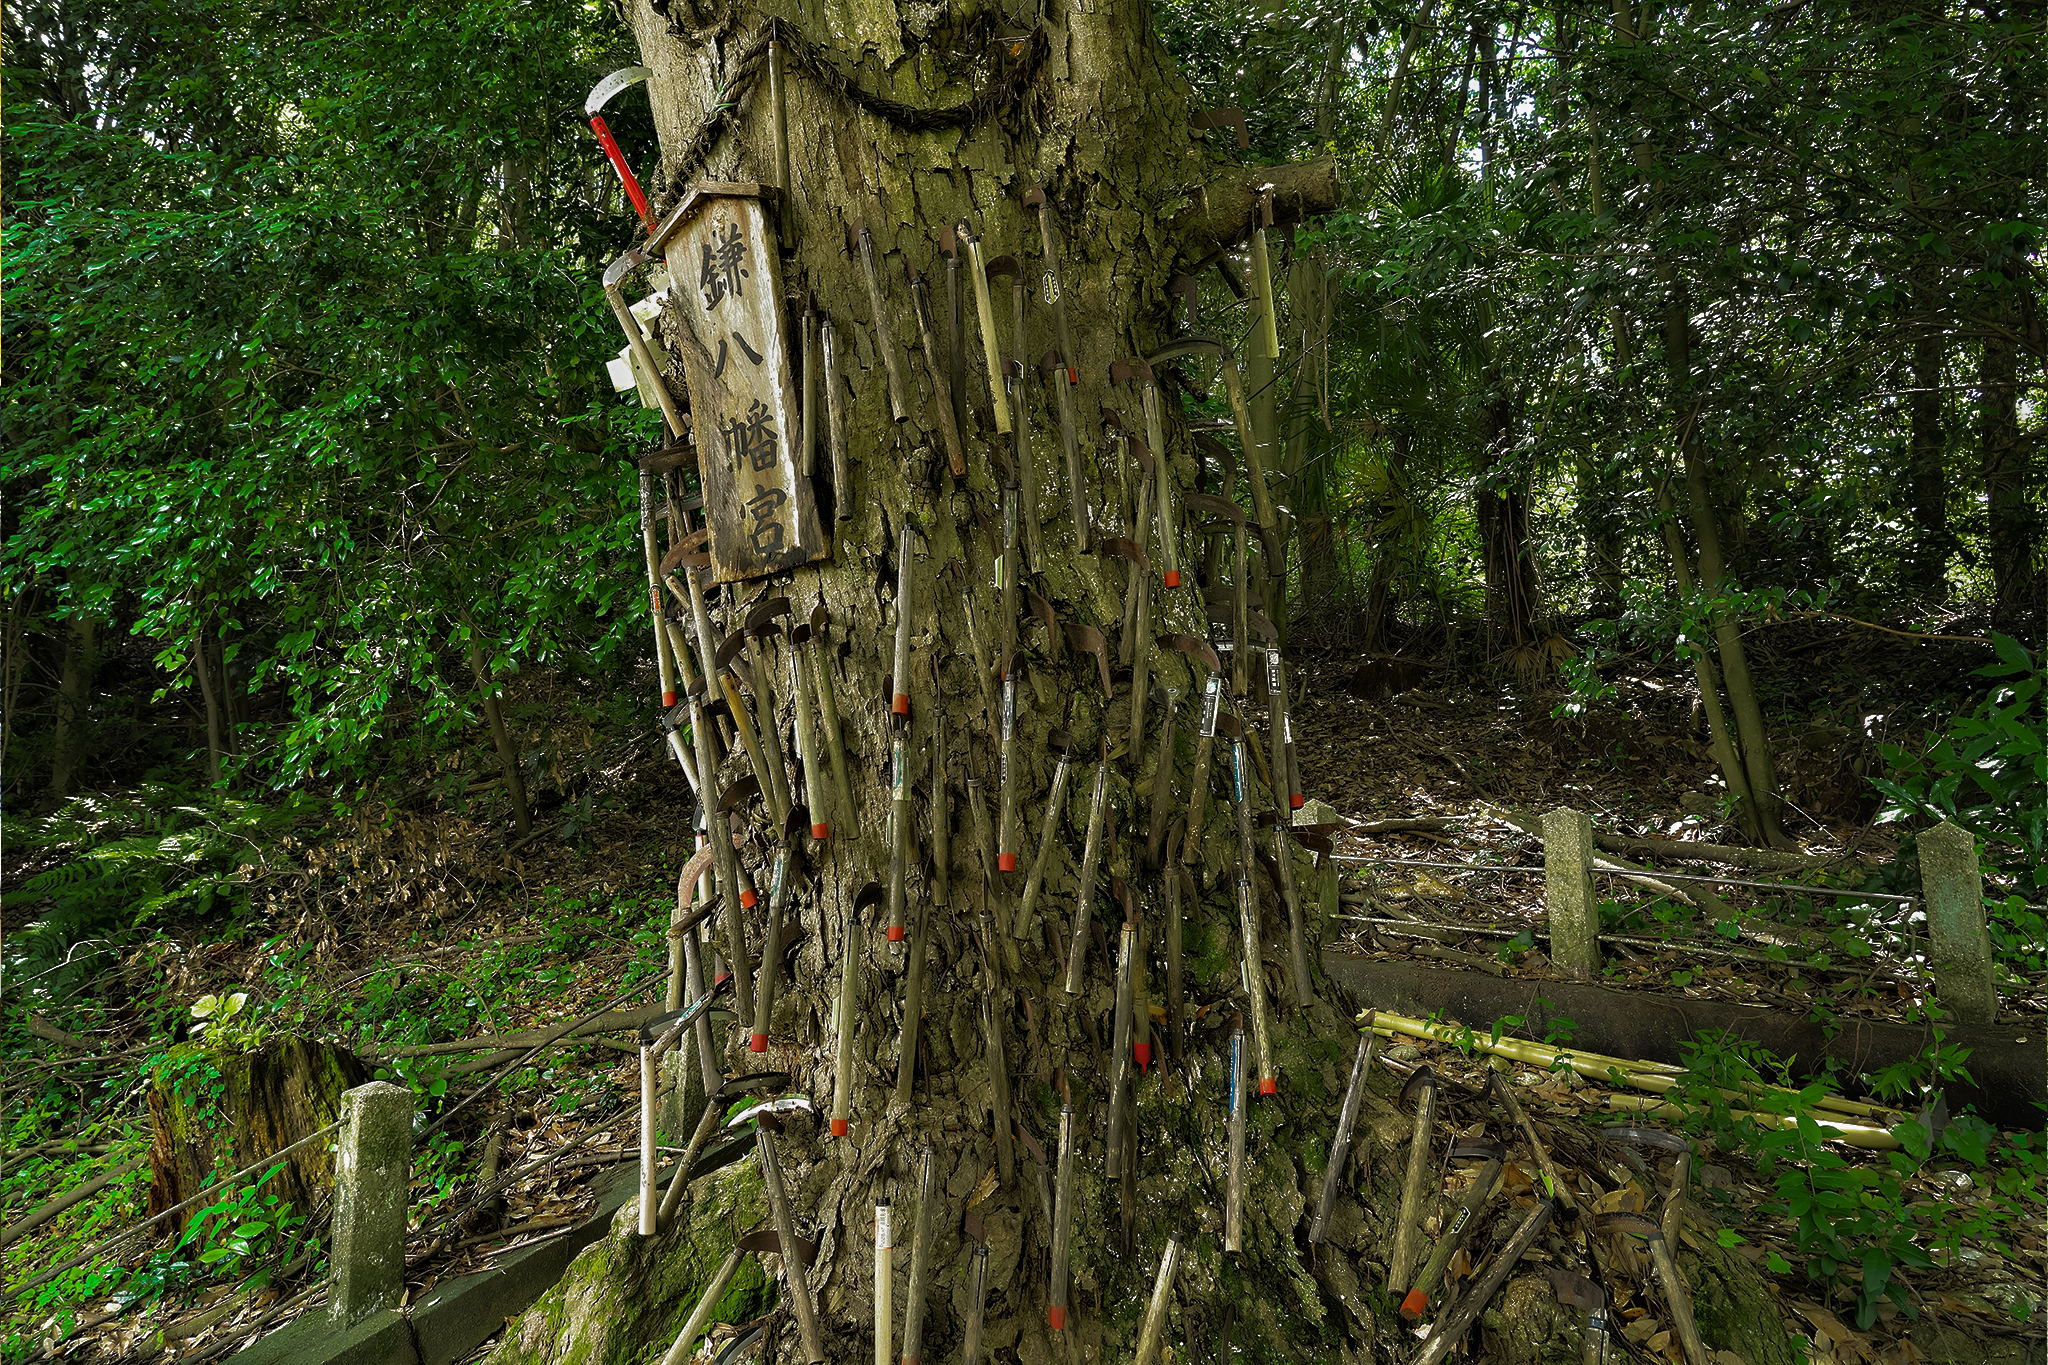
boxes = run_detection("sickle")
[1163,633,1222,676]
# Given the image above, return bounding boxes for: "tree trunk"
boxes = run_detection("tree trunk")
[1662,282,1788,847]
[1980,297,2038,632]
[192,620,227,786]
[466,633,533,837]
[46,610,95,797]
[474,4,1358,1361]
[1476,387,1540,653]
[1655,479,1761,843]
[1905,311,1948,599]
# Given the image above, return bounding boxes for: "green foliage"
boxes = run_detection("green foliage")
[1872,635,2046,969]
[2,787,324,1001]
[3,0,659,789]
[1676,1030,2046,1332]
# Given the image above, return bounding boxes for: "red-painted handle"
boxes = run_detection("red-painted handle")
[589,114,655,232]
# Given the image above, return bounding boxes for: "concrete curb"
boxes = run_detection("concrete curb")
[226,1165,642,1365]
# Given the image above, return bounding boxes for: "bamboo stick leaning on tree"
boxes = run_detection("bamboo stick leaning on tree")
[960,1246,990,1363]
[966,776,1021,962]
[1225,1016,1247,1252]
[1308,1017,1377,1243]
[824,318,851,515]
[1018,729,1077,939]
[874,1198,895,1365]
[789,636,831,842]
[1133,1234,1184,1365]
[996,672,1020,873]
[954,218,1010,435]
[1048,1073,1077,1331]
[678,578,754,1035]
[753,1111,827,1365]
[887,728,913,944]
[832,884,885,1138]
[658,1243,746,1365]
[752,807,804,1053]
[906,260,967,479]
[1105,917,1139,1177]
[1402,1140,1506,1319]
[1596,1213,1711,1365]
[1388,1065,1441,1294]
[1410,1201,1556,1365]
[1063,760,1112,995]
[894,845,932,1105]
[798,604,859,833]
[901,1148,937,1365]
[1182,671,1224,862]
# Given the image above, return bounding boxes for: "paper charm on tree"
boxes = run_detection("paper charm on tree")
[650,182,828,584]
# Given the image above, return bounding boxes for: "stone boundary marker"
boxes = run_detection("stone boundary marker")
[227,1086,643,1365]
[1538,810,1999,1022]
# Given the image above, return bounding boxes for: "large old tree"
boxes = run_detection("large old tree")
[488,1,1786,1363]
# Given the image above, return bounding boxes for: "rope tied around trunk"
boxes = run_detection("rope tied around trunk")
[659,23,1050,201]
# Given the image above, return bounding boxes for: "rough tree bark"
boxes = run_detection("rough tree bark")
[487,4,1786,1364]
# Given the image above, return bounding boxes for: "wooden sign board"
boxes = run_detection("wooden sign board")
[652,183,827,584]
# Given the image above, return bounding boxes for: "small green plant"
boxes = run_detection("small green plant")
[1873,634,2046,973]
[1675,1030,2045,1330]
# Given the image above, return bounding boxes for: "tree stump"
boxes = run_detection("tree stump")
[147,1037,368,1239]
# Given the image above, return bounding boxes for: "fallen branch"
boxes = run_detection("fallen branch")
[1595,834,1841,874]
[1494,807,1731,919]
[0,1156,146,1252]
[28,1016,103,1053]
[1403,942,1510,977]
[367,1005,667,1060]
[1344,817,1452,835]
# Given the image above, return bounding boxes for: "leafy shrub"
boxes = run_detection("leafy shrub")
[1677,1029,2045,1331]
[1,788,322,1003]
[1871,633,2046,972]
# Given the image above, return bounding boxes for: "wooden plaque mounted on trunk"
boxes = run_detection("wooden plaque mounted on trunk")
[652,182,827,583]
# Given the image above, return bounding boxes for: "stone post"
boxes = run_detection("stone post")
[1299,798,1343,927]
[1542,808,1602,978]
[330,1080,413,1325]
[1919,821,1997,1026]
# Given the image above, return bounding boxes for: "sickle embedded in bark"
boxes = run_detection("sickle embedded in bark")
[737,1227,820,1269]
[1027,591,1063,662]
[847,221,912,422]
[1190,107,1250,149]
[905,257,968,479]
[1163,633,1223,676]
[1063,623,1112,698]
[1170,273,1201,329]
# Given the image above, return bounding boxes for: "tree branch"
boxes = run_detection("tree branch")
[1187,156,1341,251]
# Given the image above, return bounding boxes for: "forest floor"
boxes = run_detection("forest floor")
[6,625,2043,1363]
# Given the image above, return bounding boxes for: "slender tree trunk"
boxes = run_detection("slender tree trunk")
[1905,304,1949,600]
[1655,480,1760,841]
[465,634,532,837]
[1681,451,1790,846]
[1578,454,1624,616]
[1476,382,1539,652]
[192,621,226,786]
[1662,282,1788,845]
[217,630,243,756]
[1980,297,2038,630]
[46,613,96,796]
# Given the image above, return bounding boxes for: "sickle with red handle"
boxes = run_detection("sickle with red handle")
[585,67,657,232]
